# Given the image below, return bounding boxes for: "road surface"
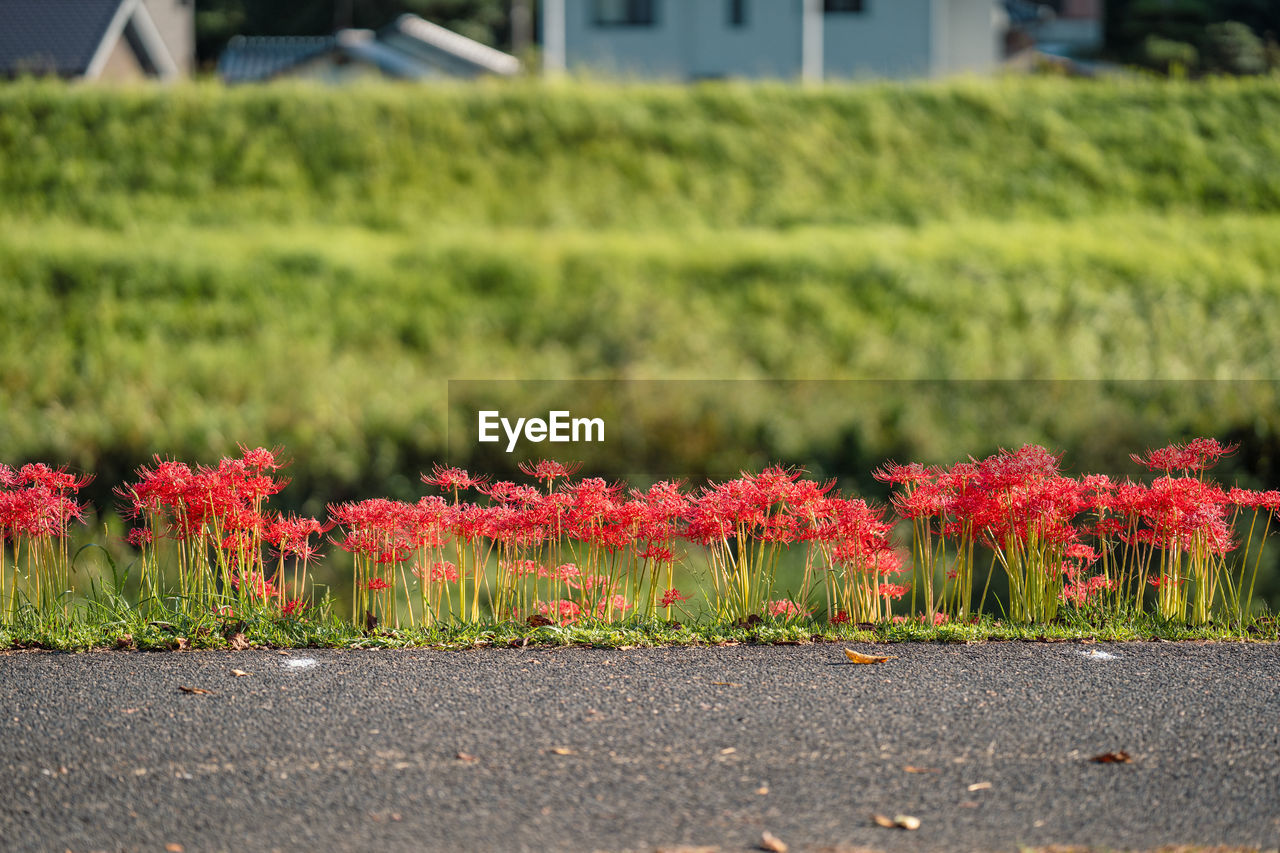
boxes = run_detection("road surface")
[2,641,1278,852]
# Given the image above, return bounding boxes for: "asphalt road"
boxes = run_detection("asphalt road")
[1,642,1278,853]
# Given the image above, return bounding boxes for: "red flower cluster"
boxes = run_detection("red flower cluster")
[0,463,91,541]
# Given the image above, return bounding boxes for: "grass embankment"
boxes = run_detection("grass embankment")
[4,216,1280,511]
[2,76,1279,228]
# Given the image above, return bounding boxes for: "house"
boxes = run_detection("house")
[217,14,520,84]
[540,0,1002,81]
[0,0,193,81]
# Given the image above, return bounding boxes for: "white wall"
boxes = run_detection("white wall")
[555,0,996,80]
[822,0,934,80]
[935,0,999,75]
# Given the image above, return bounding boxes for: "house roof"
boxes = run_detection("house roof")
[383,14,521,77]
[217,36,338,83]
[0,0,177,79]
[0,0,121,76]
[216,13,520,84]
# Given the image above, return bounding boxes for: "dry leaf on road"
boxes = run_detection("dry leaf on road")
[844,648,895,664]
[873,813,920,830]
[549,747,575,756]
[177,686,211,695]
[967,781,992,791]
[230,669,249,677]
[1090,750,1132,764]
[760,830,788,852]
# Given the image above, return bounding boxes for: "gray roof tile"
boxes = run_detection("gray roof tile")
[0,0,122,77]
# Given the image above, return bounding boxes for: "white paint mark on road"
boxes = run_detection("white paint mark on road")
[283,657,318,669]
[1080,649,1119,661]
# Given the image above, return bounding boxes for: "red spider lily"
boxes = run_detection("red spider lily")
[367,578,392,592]
[500,558,540,579]
[873,461,933,487]
[767,599,805,619]
[534,598,581,625]
[1,463,92,619]
[878,582,911,599]
[539,562,581,582]
[1062,574,1114,607]
[518,459,582,489]
[660,588,690,607]
[421,464,489,493]
[263,514,332,560]
[281,598,308,617]
[593,594,633,616]
[1229,488,1280,512]
[230,571,278,600]
[413,560,459,583]
[1131,438,1237,474]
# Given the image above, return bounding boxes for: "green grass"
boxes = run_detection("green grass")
[2,76,1280,229]
[4,214,1280,514]
[3,607,1275,653]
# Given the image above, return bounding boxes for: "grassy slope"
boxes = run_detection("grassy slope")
[1,76,1279,228]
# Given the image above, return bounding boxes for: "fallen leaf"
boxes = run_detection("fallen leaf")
[173,637,190,651]
[759,830,788,853]
[230,669,249,677]
[455,751,478,762]
[844,648,895,664]
[177,686,211,695]
[227,633,250,651]
[526,614,554,628]
[655,847,718,853]
[549,747,575,756]
[1090,750,1132,764]
[873,813,920,830]
[277,650,290,656]
[967,781,992,791]
[165,844,184,852]
[719,747,736,755]
[904,765,939,773]
[711,682,742,687]
[755,786,770,795]
[115,634,134,649]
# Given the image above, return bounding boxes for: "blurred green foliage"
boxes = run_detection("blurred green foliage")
[3,77,1280,229]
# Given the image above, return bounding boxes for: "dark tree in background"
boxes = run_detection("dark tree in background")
[196,0,530,66]
[1104,0,1280,72]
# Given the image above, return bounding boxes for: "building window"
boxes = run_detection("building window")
[728,0,747,27]
[824,0,864,12]
[592,0,657,26]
